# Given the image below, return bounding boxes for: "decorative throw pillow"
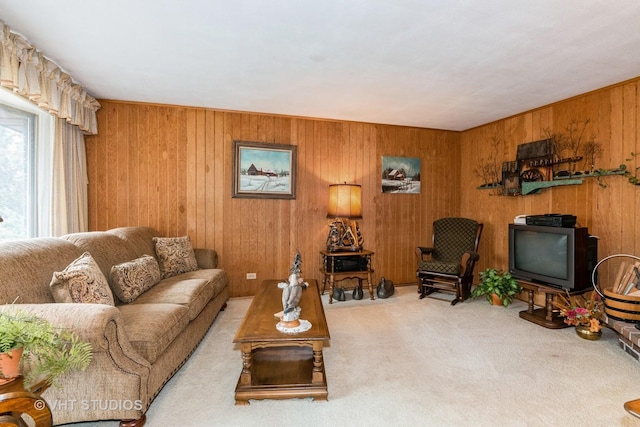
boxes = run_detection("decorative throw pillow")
[153,236,198,279]
[50,252,115,305]
[110,255,161,303]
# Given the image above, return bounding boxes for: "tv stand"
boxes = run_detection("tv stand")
[517,279,591,329]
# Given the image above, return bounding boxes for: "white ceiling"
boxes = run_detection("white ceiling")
[1,1,640,131]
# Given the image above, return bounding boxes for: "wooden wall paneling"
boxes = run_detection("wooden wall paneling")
[126,104,139,226]
[115,103,129,229]
[376,125,396,285]
[222,112,244,295]
[362,124,377,281]
[185,108,197,241]
[87,78,640,299]
[155,107,168,234]
[636,84,640,262]
[621,82,637,256]
[607,86,625,256]
[149,105,161,232]
[176,108,186,237]
[211,111,225,254]
[106,103,122,229]
[170,107,182,236]
[185,108,198,244]
[136,105,150,228]
[297,120,320,287]
[296,118,322,286]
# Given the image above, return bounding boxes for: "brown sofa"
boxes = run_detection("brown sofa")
[0,226,229,426]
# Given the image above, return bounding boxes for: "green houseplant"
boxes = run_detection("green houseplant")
[472,268,523,307]
[0,307,93,390]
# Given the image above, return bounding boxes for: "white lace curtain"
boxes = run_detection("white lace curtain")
[0,20,100,135]
[0,20,98,235]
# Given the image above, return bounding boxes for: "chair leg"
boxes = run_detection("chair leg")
[418,282,435,299]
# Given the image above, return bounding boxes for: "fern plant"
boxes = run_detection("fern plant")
[0,308,92,390]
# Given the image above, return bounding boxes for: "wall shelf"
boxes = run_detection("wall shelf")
[477,169,626,195]
[521,179,583,195]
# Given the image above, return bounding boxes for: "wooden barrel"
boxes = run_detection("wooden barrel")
[602,287,640,322]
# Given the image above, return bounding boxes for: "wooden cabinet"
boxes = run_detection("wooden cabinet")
[320,250,374,303]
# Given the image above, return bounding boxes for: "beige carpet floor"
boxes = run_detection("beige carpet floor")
[68,286,640,427]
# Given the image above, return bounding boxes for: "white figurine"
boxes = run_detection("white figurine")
[278,273,308,322]
[275,251,309,328]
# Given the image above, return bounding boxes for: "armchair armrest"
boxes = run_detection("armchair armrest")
[194,248,218,269]
[460,251,480,276]
[416,246,435,261]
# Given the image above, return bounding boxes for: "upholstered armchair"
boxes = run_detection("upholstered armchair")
[416,217,483,305]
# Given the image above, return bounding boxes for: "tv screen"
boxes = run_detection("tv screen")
[513,230,569,280]
[509,224,596,291]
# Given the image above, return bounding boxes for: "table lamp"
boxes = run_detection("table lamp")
[326,183,364,252]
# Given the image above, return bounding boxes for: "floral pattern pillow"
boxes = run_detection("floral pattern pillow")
[153,236,198,279]
[110,255,161,303]
[50,252,115,305]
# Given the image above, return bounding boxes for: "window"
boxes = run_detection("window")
[0,103,35,239]
[0,89,54,240]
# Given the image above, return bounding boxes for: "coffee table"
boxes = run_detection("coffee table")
[233,279,330,405]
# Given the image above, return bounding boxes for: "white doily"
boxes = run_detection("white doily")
[276,319,312,334]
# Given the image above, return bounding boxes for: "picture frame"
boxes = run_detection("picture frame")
[381,156,421,194]
[232,140,297,199]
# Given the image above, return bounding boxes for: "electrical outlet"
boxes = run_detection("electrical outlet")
[246,273,257,280]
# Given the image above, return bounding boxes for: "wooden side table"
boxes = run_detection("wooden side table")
[0,376,52,427]
[320,250,374,304]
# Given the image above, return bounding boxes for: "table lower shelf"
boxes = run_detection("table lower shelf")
[519,307,570,329]
[234,346,328,405]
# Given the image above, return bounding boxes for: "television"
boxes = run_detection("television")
[508,224,598,291]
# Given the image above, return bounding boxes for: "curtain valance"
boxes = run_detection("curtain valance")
[0,20,100,134]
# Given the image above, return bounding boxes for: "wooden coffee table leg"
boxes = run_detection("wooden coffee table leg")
[312,341,325,384]
[367,271,374,300]
[239,343,252,386]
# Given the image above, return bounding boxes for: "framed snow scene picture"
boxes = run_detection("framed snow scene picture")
[232,141,297,199]
[381,156,421,194]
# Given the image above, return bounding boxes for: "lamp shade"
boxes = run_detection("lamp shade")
[327,184,362,219]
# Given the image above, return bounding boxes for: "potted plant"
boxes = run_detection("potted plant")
[0,307,93,390]
[471,268,523,307]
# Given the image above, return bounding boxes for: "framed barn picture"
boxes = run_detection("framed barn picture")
[381,156,421,194]
[232,140,297,199]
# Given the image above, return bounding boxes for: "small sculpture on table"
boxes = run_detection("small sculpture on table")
[275,251,312,334]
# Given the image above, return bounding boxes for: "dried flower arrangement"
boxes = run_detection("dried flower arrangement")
[552,291,604,332]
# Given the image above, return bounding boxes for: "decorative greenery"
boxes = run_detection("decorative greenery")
[551,291,603,332]
[0,307,93,390]
[621,152,640,185]
[591,153,640,188]
[471,268,522,307]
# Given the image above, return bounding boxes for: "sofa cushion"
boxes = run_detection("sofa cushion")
[129,269,227,320]
[107,227,162,261]
[109,255,161,303]
[61,232,140,289]
[118,303,190,364]
[50,252,115,305]
[153,236,198,279]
